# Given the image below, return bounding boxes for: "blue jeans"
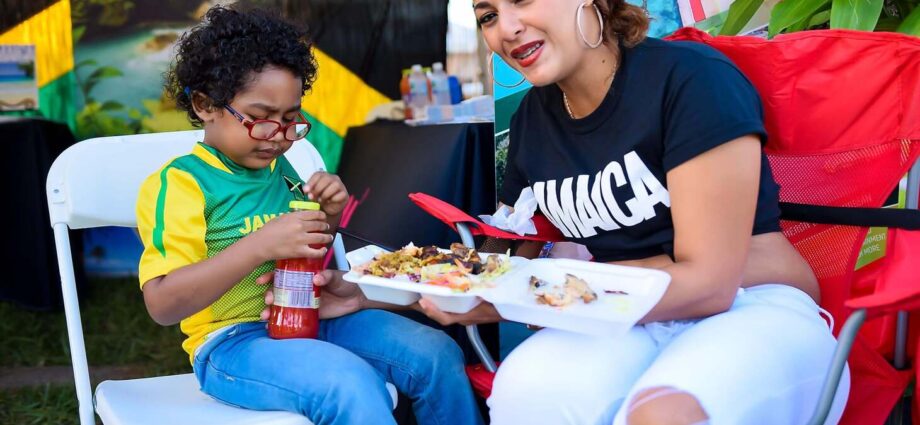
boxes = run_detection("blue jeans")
[193,309,483,425]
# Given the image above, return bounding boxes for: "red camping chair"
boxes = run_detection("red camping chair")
[413,27,920,425]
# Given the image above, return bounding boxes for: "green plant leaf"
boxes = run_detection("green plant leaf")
[770,0,832,37]
[76,58,97,69]
[897,4,920,34]
[831,0,885,30]
[100,101,124,111]
[809,9,833,26]
[789,16,813,31]
[89,66,123,80]
[720,0,765,35]
[81,80,99,98]
[72,25,86,44]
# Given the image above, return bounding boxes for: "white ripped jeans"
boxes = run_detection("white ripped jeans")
[487,284,850,425]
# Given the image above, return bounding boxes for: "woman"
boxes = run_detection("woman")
[418,1,850,424]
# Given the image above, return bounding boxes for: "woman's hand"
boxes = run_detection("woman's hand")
[416,298,503,326]
[304,172,349,216]
[257,270,366,320]
[245,210,332,262]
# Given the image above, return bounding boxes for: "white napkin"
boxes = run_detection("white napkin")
[479,187,538,236]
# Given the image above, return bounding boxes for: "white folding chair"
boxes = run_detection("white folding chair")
[46,130,396,425]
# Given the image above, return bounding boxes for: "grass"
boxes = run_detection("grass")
[0,277,191,424]
[0,385,81,425]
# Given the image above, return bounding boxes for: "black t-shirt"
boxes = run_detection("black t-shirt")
[500,37,781,262]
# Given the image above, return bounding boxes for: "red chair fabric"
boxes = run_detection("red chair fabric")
[465,363,502,399]
[667,27,920,425]
[408,192,565,242]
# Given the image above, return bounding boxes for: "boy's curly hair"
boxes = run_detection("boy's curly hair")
[165,5,317,126]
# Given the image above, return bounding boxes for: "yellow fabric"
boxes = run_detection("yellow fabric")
[302,48,391,137]
[0,0,74,87]
[190,143,277,174]
[190,144,233,174]
[136,144,304,363]
[136,166,207,287]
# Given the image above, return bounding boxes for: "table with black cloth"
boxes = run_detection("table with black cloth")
[338,120,497,253]
[337,120,499,410]
[0,117,87,310]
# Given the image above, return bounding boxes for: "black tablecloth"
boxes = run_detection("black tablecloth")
[338,120,497,251]
[337,120,500,365]
[1,117,87,310]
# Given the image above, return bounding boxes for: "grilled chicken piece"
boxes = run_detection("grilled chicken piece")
[483,255,502,274]
[529,276,549,292]
[420,245,442,259]
[450,243,472,258]
[564,274,597,303]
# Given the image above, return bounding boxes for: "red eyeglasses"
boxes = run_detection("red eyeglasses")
[223,104,312,142]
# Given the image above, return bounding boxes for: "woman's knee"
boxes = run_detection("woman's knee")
[623,386,708,425]
[489,329,656,425]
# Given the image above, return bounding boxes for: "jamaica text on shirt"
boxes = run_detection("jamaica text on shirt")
[532,151,670,238]
[238,212,286,235]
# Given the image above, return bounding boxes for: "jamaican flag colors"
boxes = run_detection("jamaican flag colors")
[0,0,78,131]
[288,1,447,171]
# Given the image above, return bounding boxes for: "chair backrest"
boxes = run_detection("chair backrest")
[668,27,920,326]
[667,28,920,425]
[46,130,327,425]
[47,130,326,229]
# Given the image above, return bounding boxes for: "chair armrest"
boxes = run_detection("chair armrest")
[458,223,499,373]
[332,233,348,271]
[845,229,920,317]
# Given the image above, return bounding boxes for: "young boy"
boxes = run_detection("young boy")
[136,6,482,425]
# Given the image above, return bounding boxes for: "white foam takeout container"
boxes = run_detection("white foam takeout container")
[481,258,671,336]
[342,245,526,314]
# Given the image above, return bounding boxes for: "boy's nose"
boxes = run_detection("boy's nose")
[269,127,287,143]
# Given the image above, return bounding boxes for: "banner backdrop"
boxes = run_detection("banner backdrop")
[66,0,447,277]
[0,0,78,130]
[275,0,448,171]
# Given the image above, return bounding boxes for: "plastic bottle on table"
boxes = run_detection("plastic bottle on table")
[408,64,431,119]
[399,68,412,119]
[268,200,323,339]
[448,75,462,104]
[430,62,452,106]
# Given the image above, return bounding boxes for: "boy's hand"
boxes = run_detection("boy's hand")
[247,210,332,262]
[304,172,348,216]
[257,270,365,320]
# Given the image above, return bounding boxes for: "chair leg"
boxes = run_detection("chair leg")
[457,223,499,372]
[808,308,867,425]
[53,223,96,425]
[466,325,498,372]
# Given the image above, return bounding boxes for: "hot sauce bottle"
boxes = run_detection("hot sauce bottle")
[268,200,323,339]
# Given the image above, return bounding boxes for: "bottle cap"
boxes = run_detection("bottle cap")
[290,200,321,211]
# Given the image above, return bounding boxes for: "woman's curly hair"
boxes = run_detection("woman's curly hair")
[165,5,317,126]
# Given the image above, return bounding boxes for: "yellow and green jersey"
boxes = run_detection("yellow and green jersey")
[136,142,308,363]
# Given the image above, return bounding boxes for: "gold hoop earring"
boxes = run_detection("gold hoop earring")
[488,53,527,88]
[576,1,604,49]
